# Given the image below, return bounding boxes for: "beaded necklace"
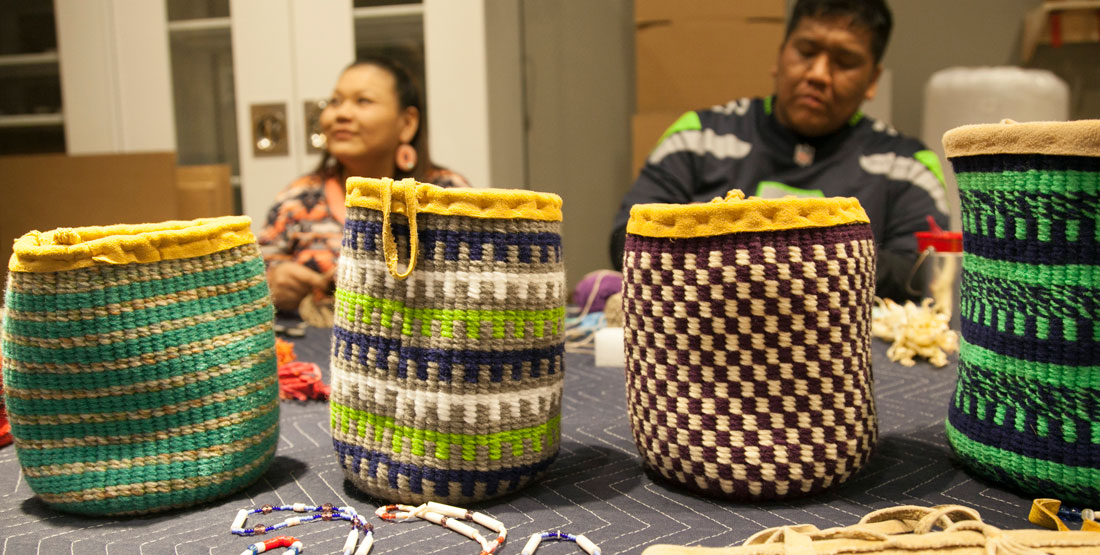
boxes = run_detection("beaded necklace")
[521,531,602,555]
[376,501,507,555]
[237,535,303,555]
[231,502,374,555]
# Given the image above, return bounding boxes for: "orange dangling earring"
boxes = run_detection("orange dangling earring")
[396,143,417,172]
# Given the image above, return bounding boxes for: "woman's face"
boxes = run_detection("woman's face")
[320,64,418,168]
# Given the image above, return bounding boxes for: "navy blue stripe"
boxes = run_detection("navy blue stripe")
[961,271,1099,340]
[334,439,556,498]
[959,316,1099,366]
[961,232,1100,265]
[331,326,563,383]
[342,219,562,263]
[948,441,1100,504]
[954,357,1100,426]
[947,404,1100,470]
[950,153,1100,173]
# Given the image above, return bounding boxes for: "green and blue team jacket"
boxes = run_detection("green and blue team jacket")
[611,96,949,301]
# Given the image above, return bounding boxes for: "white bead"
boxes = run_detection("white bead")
[426,501,466,519]
[1084,508,1096,521]
[472,512,505,535]
[353,534,374,555]
[286,517,303,526]
[576,534,600,555]
[342,528,359,553]
[521,533,541,555]
[231,509,249,532]
[292,503,307,512]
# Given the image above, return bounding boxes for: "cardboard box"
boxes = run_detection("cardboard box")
[177,164,234,219]
[635,16,786,112]
[635,0,785,23]
[632,110,687,173]
[0,152,203,294]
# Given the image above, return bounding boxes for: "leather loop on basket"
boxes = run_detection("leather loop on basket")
[380,178,419,280]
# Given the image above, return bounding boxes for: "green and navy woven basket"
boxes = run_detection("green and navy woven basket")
[1,217,278,515]
[943,119,1100,505]
[330,177,565,504]
[622,191,879,500]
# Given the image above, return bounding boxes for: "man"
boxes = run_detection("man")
[610,0,948,302]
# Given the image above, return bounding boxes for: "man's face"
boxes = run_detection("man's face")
[772,16,882,137]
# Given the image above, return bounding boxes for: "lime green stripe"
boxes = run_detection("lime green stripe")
[658,111,701,144]
[962,253,1100,287]
[946,420,1100,491]
[335,289,563,339]
[23,430,278,493]
[331,402,559,461]
[6,280,269,340]
[4,305,273,365]
[9,379,276,439]
[4,257,262,313]
[13,405,279,467]
[914,150,945,186]
[956,169,1099,195]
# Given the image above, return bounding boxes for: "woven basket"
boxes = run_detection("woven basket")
[622,190,878,500]
[1,217,278,515]
[330,177,565,504]
[943,119,1100,504]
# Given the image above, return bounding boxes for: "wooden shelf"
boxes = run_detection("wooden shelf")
[0,113,65,129]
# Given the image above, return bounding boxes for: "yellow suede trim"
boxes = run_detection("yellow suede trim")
[345,177,562,221]
[626,190,869,238]
[9,216,256,273]
[943,119,1100,158]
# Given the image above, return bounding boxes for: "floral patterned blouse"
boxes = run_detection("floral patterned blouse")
[258,168,469,273]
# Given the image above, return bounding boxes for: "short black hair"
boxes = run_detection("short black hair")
[784,0,893,63]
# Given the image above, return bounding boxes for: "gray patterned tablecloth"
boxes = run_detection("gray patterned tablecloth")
[0,325,1034,554]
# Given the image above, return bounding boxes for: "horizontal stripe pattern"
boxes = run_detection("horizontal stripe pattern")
[332,190,564,503]
[948,149,1099,505]
[335,289,563,340]
[335,440,556,501]
[337,255,564,310]
[331,326,563,384]
[2,240,278,515]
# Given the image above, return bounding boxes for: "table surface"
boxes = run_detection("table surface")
[0,324,1036,554]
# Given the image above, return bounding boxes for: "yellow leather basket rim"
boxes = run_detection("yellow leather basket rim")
[626,196,869,238]
[943,119,1100,158]
[9,216,256,273]
[345,177,562,221]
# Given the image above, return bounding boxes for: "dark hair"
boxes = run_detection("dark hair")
[784,0,893,63]
[314,55,434,181]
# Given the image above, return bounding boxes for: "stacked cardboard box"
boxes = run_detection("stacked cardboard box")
[632,0,787,172]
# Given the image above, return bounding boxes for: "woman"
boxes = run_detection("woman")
[260,56,468,312]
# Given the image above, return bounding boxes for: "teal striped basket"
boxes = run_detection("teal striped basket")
[331,178,565,504]
[1,217,278,515]
[943,119,1100,505]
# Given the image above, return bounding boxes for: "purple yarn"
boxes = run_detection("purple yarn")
[571,270,623,312]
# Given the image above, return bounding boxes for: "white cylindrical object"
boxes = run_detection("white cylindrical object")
[231,509,249,532]
[426,501,466,519]
[342,528,359,553]
[594,327,626,367]
[292,502,307,512]
[353,534,374,555]
[576,534,600,555]
[521,533,542,555]
[921,66,1069,231]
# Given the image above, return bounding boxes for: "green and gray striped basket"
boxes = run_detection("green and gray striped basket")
[1,217,278,515]
[943,119,1100,505]
[330,177,565,504]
